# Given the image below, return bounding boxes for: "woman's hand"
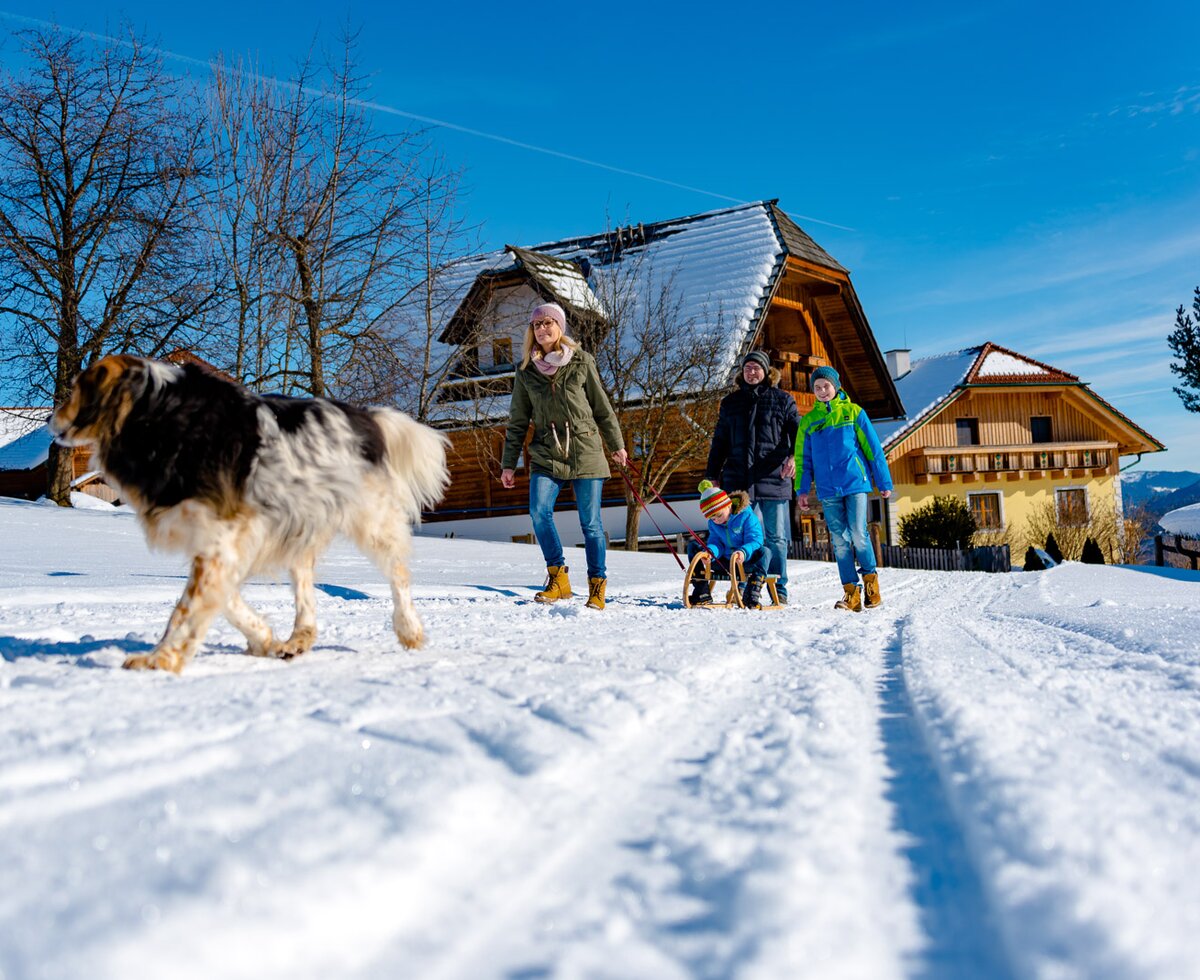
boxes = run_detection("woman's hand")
[731,550,745,564]
[782,457,796,479]
[500,469,516,489]
[611,448,628,467]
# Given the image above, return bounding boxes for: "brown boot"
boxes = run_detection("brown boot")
[585,577,607,610]
[535,565,572,603]
[834,583,862,612]
[862,573,882,609]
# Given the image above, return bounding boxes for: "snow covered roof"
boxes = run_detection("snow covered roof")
[966,345,1077,384]
[875,348,980,447]
[1160,502,1200,538]
[876,341,1163,455]
[0,408,50,450]
[418,200,889,424]
[0,423,52,472]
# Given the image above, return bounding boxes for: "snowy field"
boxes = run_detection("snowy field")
[1,498,1199,980]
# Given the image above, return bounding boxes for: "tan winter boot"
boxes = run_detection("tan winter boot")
[585,577,607,610]
[862,573,882,609]
[834,583,863,612]
[535,565,572,603]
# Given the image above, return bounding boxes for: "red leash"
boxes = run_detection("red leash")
[615,461,729,576]
[616,466,686,570]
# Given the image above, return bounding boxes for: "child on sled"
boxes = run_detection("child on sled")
[687,480,768,608]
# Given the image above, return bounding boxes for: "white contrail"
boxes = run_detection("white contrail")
[0,9,856,231]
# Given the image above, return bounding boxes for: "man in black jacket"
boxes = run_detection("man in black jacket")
[704,350,801,602]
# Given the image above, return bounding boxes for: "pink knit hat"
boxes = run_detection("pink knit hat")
[530,303,566,330]
[698,480,731,519]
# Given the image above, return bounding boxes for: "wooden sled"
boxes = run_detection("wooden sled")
[682,551,784,610]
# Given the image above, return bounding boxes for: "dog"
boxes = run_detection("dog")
[50,355,450,674]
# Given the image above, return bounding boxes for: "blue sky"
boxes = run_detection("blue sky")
[4,0,1199,470]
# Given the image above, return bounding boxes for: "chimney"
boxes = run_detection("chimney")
[885,349,911,380]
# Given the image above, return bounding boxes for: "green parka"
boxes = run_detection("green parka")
[501,350,624,480]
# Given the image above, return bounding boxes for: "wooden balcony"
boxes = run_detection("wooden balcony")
[911,441,1117,484]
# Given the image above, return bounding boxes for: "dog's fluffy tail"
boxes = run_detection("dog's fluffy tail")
[371,408,451,523]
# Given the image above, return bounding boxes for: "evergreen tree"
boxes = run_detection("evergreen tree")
[1168,286,1200,413]
[1044,533,1065,564]
[1080,537,1106,564]
[898,495,978,549]
[1023,546,1045,571]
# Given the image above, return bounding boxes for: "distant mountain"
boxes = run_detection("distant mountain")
[1120,470,1200,511]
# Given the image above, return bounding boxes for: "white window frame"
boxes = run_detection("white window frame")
[1055,485,1090,527]
[967,489,1006,530]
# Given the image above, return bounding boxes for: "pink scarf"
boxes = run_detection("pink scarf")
[533,347,574,376]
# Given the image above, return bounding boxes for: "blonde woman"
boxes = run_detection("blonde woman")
[500,303,627,609]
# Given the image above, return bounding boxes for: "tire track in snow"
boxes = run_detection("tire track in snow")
[876,610,1014,979]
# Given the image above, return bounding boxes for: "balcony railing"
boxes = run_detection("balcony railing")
[913,442,1115,478]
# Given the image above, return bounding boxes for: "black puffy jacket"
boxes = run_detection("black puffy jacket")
[705,368,801,501]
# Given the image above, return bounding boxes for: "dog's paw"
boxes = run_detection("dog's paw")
[123,650,183,673]
[272,627,316,661]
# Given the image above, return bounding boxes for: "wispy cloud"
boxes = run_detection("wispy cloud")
[1108,84,1200,119]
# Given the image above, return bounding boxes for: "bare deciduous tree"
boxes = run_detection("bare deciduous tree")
[336,154,476,413]
[1019,493,1125,562]
[589,248,727,549]
[0,25,212,503]
[258,33,426,398]
[202,53,292,388]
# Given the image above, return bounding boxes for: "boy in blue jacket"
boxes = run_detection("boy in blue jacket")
[794,366,893,611]
[688,480,768,608]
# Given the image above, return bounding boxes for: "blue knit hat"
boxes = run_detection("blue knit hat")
[810,365,841,390]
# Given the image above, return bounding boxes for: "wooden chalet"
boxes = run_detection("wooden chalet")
[418,200,904,543]
[875,342,1165,548]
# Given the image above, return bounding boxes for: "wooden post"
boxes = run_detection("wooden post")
[1155,534,1164,567]
[868,521,884,567]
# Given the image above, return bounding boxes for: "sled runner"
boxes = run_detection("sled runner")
[682,551,784,610]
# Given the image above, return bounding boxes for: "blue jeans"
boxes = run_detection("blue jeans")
[822,493,876,585]
[754,498,791,598]
[529,473,606,579]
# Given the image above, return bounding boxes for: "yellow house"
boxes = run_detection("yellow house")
[875,343,1165,552]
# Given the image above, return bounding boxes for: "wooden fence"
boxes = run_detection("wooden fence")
[788,531,1011,574]
[1155,533,1200,570]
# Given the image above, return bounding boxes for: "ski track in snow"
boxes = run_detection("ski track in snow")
[1,500,1199,979]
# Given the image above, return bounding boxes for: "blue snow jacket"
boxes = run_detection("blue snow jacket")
[794,392,893,499]
[705,504,765,562]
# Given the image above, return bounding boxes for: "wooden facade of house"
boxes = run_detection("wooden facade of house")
[420,201,904,541]
[877,343,1165,549]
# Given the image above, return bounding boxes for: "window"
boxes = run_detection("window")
[491,337,513,368]
[956,417,980,446]
[969,492,1003,529]
[1031,416,1053,443]
[869,497,884,524]
[1056,488,1088,526]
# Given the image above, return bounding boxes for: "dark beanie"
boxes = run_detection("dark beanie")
[811,365,841,389]
[742,350,770,372]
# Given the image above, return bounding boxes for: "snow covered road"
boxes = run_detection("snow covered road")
[1,499,1197,979]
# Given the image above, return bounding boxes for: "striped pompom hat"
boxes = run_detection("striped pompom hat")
[698,479,731,519]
